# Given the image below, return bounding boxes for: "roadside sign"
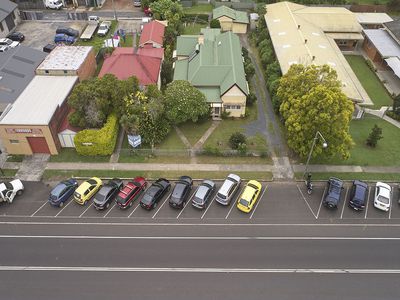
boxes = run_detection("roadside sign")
[128,135,141,148]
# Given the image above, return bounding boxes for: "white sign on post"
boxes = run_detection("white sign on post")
[128,135,141,148]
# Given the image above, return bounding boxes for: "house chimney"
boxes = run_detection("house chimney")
[304,39,308,44]
[298,24,300,29]
[312,55,315,61]
[198,32,204,45]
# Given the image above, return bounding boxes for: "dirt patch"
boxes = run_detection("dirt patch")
[101,0,135,10]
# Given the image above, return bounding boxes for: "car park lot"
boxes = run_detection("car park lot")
[1,180,400,223]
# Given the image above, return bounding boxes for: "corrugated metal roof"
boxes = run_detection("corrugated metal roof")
[356,13,393,25]
[0,76,78,125]
[36,46,93,71]
[213,5,249,24]
[0,0,17,22]
[385,57,400,78]
[364,29,400,58]
[139,21,166,46]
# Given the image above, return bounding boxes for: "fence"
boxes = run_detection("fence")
[211,0,255,10]
[14,0,45,10]
[20,11,44,20]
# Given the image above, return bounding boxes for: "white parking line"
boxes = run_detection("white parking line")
[128,202,141,218]
[30,202,48,217]
[296,185,317,219]
[55,199,73,217]
[103,204,116,218]
[365,186,371,219]
[225,186,244,220]
[176,191,195,219]
[152,193,171,219]
[250,185,268,219]
[316,187,326,219]
[79,203,93,218]
[201,196,215,219]
[340,186,349,219]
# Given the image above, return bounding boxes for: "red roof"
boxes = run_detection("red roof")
[98,47,162,85]
[137,46,164,59]
[139,20,166,47]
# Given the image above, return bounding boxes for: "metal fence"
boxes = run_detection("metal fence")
[211,0,255,10]
[119,148,268,157]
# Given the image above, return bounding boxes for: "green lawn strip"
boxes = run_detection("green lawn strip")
[183,4,213,14]
[6,155,24,162]
[0,169,18,178]
[119,34,134,47]
[49,148,110,163]
[76,20,118,53]
[43,169,273,181]
[178,119,213,146]
[118,153,191,163]
[312,115,400,166]
[355,0,389,4]
[294,172,400,181]
[155,128,187,150]
[345,55,393,109]
[183,23,207,35]
[196,155,272,164]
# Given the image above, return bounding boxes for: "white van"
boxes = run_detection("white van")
[45,0,63,10]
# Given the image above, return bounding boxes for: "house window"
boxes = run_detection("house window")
[63,70,67,74]
[45,70,49,74]
[0,23,3,32]
[338,40,347,46]
[9,139,19,144]
[225,105,241,110]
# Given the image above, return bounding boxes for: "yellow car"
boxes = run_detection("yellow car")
[73,177,103,205]
[236,180,262,213]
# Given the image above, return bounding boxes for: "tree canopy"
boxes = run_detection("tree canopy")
[149,0,184,24]
[164,80,210,125]
[278,64,354,159]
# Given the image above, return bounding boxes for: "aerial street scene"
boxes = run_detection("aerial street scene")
[1,0,400,298]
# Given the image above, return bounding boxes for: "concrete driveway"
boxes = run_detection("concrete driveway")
[15,20,86,51]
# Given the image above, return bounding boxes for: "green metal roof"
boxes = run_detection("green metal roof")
[197,87,222,103]
[173,59,188,80]
[212,6,249,24]
[176,35,198,56]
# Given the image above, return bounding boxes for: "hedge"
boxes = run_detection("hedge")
[74,113,119,156]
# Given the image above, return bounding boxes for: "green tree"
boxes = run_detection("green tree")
[150,0,184,24]
[210,19,221,28]
[366,124,383,148]
[278,64,354,159]
[229,132,247,150]
[164,80,210,124]
[393,94,400,115]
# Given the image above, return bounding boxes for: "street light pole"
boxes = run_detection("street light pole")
[111,0,118,21]
[304,131,328,178]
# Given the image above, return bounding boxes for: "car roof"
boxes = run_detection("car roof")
[241,185,257,201]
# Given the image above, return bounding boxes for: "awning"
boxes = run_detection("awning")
[385,57,400,78]
[325,32,364,40]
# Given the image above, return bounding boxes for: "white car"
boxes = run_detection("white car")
[0,38,20,48]
[374,182,391,211]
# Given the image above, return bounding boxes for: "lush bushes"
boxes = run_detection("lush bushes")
[210,19,221,28]
[74,114,119,156]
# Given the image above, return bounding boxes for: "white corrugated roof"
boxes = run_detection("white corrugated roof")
[364,29,400,58]
[36,46,93,71]
[0,76,78,125]
[385,57,400,78]
[356,13,393,25]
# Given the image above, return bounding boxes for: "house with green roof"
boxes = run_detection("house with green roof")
[173,28,249,118]
[212,6,249,34]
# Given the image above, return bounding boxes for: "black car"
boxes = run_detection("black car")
[43,43,56,53]
[140,178,171,210]
[323,177,344,209]
[93,178,123,210]
[169,176,193,209]
[192,179,215,210]
[56,26,79,37]
[7,32,25,42]
[348,180,368,211]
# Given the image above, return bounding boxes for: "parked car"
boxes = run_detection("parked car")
[43,43,56,53]
[140,178,171,210]
[0,45,9,53]
[0,38,19,48]
[237,180,262,213]
[216,174,241,205]
[7,32,25,42]
[93,178,123,210]
[45,0,63,9]
[374,182,391,212]
[0,179,24,204]
[116,177,147,209]
[54,34,75,45]
[56,26,79,37]
[323,177,344,209]
[192,180,215,210]
[74,177,102,205]
[48,178,78,207]
[97,21,111,36]
[133,0,141,7]
[169,176,193,209]
[348,180,368,211]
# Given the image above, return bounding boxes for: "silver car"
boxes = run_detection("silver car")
[215,174,241,205]
[192,180,215,209]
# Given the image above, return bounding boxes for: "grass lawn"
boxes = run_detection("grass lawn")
[183,4,213,14]
[156,128,187,150]
[312,115,400,166]
[0,169,17,178]
[345,55,393,109]
[178,119,213,146]
[49,149,110,163]
[6,155,24,162]
[43,169,273,181]
[203,106,268,153]
[183,23,207,35]
[196,155,272,164]
[119,34,134,47]
[76,20,118,53]
[295,172,400,181]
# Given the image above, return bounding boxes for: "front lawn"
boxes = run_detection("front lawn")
[345,55,393,109]
[178,119,213,146]
[49,148,110,163]
[183,23,207,35]
[312,115,400,166]
[183,4,213,14]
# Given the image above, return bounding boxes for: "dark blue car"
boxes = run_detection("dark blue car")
[54,33,75,45]
[49,178,78,207]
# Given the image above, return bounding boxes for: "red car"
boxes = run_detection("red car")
[116,177,147,209]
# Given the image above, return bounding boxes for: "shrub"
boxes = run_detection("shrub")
[237,142,248,156]
[246,92,257,106]
[229,132,247,150]
[366,59,377,72]
[221,110,231,119]
[366,124,383,148]
[74,113,119,156]
[386,111,400,122]
[210,19,221,28]
[202,145,222,156]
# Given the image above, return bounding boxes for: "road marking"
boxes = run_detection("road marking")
[30,202,48,217]
[152,193,171,219]
[316,187,326,219]
[250,185,268,219]
[296,185,317,219]
[225,186,245,219]
[365,186,371,219]
[79,203,93,218]
[340,186,349,219]
[176,191,195,219]
[103,204,116,218]
[2,235,400,240]
[1,266,400,274]
[128,202,141,218]
[201,196,215,219]
[54,199,73,217]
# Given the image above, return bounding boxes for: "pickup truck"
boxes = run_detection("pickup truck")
[80,16,100,41]
[97,21,111,37]
[0,179,24,204]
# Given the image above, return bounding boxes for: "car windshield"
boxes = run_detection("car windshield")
[217,192,226,200]
[378,195,389,204]
[99,25,107,30]
[239,198,249,207]
[95,193,106,201]
[172,184,185,199]
[141,193,153,205]
[51,184,67,197]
